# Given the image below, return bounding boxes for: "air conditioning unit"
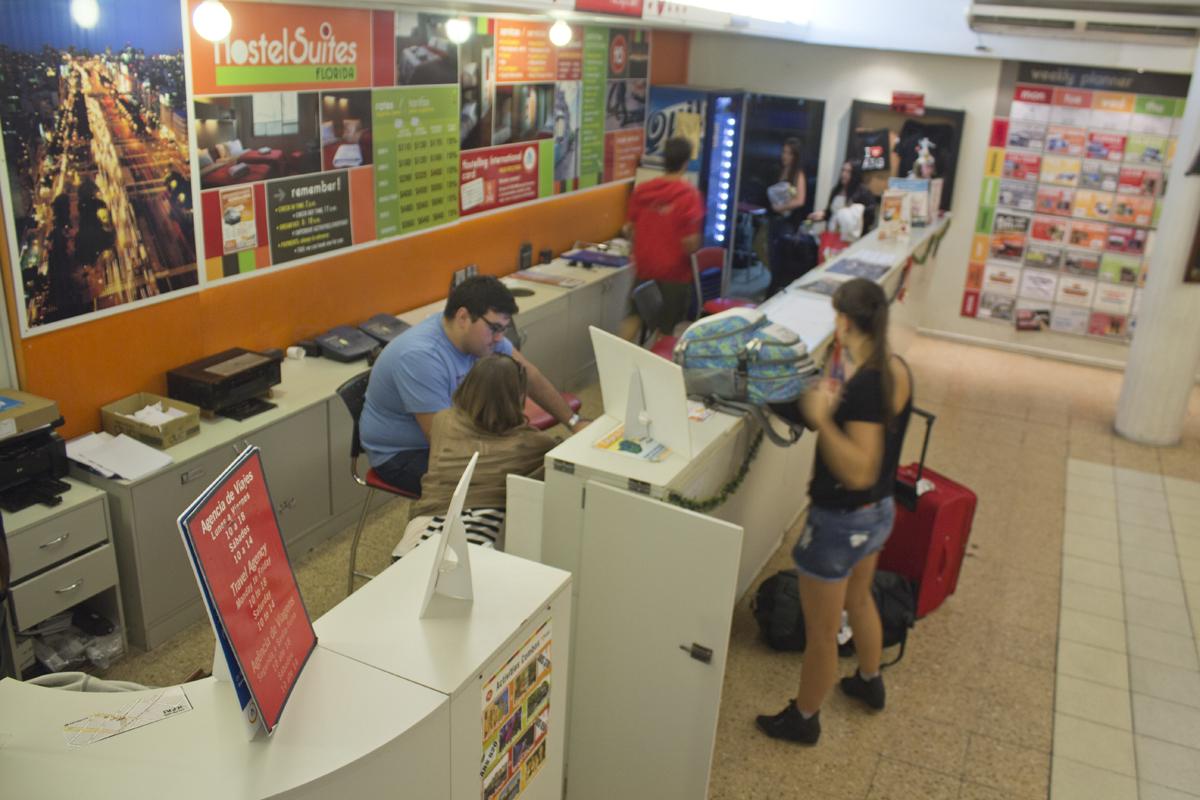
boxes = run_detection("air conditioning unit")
[968,1,1200,45]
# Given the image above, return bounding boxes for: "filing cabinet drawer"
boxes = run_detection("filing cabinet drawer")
[6,498,108,583]
[10,543,118,632]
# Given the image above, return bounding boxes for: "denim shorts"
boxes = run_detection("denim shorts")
[792,497,896,582]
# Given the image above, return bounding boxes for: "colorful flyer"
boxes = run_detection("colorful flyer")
[993,211,1031,235]
[1006,122,1046,151]
[577,27,609,189]
[1040,156,1081,187]
[1019,269,1058,302]
[978,292,1016,321]
[989,233,1025,262]
[1111,195,1154,227]
[1105,226,1148,255]
[1085,132,1126,162]
[266,171,353,264]
[495,21,557,82]
[482,620,552,800]
[592,423,670,462]
[1125,133,1168,165]
[982,264,1020,296]
[1072,190,1113,222]
[1015,302,1051,331]
[1078,160,1120,193]
[1035,186,1074,217]
[1051,305,1090,335]
[1088,312,1129,338]
[1024,244,1064,271]
[1067,220,1107,251]
[220,187,258,254]
[1117,167,1163,197]
[604,129,644,182]
[1030,216,1069,244]
[1003,152,1041,182]
[177,447,317,734]
[1098,253,1141,285]
[1063,249,1101,278]
[1055,276,1097,308]
[1045,126,1086,157]
[998,180,1037,211]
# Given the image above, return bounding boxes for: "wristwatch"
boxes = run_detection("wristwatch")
[567,413,582,428]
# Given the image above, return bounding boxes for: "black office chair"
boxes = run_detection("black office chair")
[630,281,678,360]
[336,371,420,595]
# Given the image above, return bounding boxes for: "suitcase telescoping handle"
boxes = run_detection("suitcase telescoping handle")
[895,406,935,512]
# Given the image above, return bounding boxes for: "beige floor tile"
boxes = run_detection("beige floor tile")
[1063,534,1119,565]
[1060,581,1124,622]
[1054,674,1132,730]
[1178,555,1200,584]
[1124,595,1195,637]
[1059,608,1127,653]
[1049,757,1138,800]
[1068,459,1116,481]
[1061,556,1123,592]
[1167,493,1200,518]
[1164,476,1200,501]
[1118,523,1179,554]
[1117,502,1173,531]
[1174,535,1200,559]
[1057,640,1129,690]
[1123,571,1187,606]
[1052,713,1137,777]
[1137,780,1200,800]
[1120,546,1181,579]
[1129,658,1200,712]
[867,757,959,800]
[1126,625,1200,671]
[1116,484,1168,511]
[1064,511,1119,541]
[1067,493,1117,521]
[1132,694,1200,750]
[1171,511,1200,539]
[1114,467,1164,491]
[1136,735,1200,796]
[1067,475,1116,499]
[963,734,1050,800]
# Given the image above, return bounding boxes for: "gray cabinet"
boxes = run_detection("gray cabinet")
[247,404,331,549]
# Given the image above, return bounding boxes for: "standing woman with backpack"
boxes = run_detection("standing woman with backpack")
[756,278,913,745]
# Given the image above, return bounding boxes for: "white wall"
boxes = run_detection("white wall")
[689,34,1189,368]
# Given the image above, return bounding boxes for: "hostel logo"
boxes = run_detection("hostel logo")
[214,23,359,82]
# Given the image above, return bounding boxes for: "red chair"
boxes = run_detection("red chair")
[631,280,679,360]
[337,371,419,595]
[523,393,583,431]
[692,246,756,316]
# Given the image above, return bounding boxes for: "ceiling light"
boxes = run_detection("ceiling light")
[70,0,100,29]
[549,20,573,47]
[192,0,233,43]
[446,18,472,45]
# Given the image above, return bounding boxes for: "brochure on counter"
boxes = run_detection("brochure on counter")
[593,423,670,462]
[177,446,316,737]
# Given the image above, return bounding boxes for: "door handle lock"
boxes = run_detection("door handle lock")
[679,643,713,664]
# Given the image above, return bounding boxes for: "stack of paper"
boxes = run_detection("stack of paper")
[122,401,187,427]
[67,432,173,480]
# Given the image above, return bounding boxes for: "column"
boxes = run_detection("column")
[1115,45,1200,446]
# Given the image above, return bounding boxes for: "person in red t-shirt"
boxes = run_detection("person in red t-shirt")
[623,137,705,336]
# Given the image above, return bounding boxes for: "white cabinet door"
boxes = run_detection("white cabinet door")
[567,482,743,800]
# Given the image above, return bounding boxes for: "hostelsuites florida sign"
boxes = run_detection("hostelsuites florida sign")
[188,0,372,93]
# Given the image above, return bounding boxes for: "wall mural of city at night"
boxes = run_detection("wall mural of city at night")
[0,0,198,333]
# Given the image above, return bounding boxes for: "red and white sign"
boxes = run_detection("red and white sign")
[459,143,541,215]
[891,91,925,116]
[605,129,644,181]
[179,449,316,733]
[1013,85,1052,104]
[575,0,643,17]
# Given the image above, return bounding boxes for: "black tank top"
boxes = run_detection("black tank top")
[809,357,914,510]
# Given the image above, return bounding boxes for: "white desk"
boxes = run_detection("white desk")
[315,540,572,800]
[0,646,450,799]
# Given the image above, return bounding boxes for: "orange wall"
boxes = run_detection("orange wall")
[650,30,690,85]
[2,184,630,439]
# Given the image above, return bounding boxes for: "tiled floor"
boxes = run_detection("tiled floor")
[1053,460,1200,799]
[92,334,1200,798]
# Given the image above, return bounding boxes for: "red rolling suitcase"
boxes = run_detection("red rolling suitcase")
[879,408,978,619]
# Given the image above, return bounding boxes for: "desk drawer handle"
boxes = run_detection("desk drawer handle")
[55,579,84,594]
[181,468,206,485]
[277,497,297,514]
[39,533,71,549]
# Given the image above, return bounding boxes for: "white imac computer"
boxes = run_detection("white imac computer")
[589,326,693,459]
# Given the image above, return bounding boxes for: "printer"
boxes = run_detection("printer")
[0,390,69,512]
[167,348,283,421]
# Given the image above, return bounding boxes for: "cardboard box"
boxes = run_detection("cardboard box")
[101,392,200,449]
[0,390,61,441]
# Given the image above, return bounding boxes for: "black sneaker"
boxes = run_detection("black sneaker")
[840,670,886,710]
[755,700,821,745]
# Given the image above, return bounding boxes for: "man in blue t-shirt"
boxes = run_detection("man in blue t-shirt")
[360,275,589,494]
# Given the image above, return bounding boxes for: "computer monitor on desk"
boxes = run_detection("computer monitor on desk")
[589,327,692,459]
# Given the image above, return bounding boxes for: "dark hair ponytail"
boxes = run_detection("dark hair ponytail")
[832,278,894,427]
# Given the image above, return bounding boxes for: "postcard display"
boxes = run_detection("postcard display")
[962,62,1189,340]
[192,3,647,284]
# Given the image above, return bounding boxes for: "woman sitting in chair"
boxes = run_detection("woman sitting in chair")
[397,354,560,556]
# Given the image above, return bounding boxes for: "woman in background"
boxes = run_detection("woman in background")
[766,138,811,295]
[398,354,559,555]
[809,159,877,236]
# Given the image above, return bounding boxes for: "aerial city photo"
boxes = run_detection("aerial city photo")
[0,0,197,330]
